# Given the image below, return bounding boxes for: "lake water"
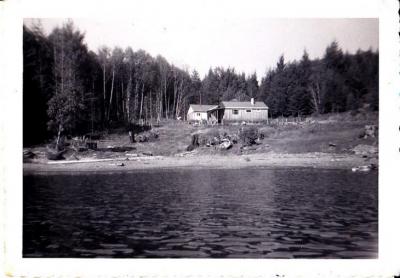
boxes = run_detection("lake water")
[23,168,378,258]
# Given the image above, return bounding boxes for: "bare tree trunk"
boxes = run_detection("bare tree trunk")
[172,74,178,118]
[309,82,321,114]
[107,68,115,121]
[144,96,148,124]
[56,123,62,150]
[121,80,125,121]
[126,73,132,123]
[175,80,184,118]
[157,89,162,122]
[133,82,139,122]
[149,90,153,124]
[60,35,64,95]
[164,79,168,119]
[116,79,120,121]
[53,44,58,95]
[102,63,106,122]
[139,83,144,121]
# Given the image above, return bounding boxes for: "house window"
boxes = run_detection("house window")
[233,109,239,115]
[246,110,251,112]
[197,113,201,116]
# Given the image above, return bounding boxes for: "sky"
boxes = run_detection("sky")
[24,18,378,79]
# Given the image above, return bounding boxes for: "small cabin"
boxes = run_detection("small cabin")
[219,98,268,123]
[187,104,218,122]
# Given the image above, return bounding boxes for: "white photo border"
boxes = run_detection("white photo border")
[1,0,399,277]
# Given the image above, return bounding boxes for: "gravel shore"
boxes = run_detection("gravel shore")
[23,152,377,174]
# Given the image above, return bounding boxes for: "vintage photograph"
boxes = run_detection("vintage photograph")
[22,18,378,258]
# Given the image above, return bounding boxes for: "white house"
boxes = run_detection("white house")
[187,104,218,122]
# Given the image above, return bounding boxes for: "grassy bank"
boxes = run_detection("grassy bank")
[23,111,378,170]
[129,111,378,156]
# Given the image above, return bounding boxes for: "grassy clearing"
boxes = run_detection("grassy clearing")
[25,111,378,162]
[119,111,378,156]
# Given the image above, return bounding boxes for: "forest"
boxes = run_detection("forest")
[23,21,379,146]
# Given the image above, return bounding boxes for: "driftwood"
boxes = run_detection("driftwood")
[107,146,136,152]
[48,158,122,164]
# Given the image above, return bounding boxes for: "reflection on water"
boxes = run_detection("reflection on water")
[23,168,378,258]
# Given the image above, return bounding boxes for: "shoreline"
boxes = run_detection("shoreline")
[23,152,378,174]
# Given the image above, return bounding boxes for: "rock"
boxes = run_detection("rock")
[186,144,195,151]
[219,140,232,150]
[364,125,378,138]
[85,141,97,150]
[352,144,378,156]
[136,134,148,142]
[352,164,377,172]
[186,133,200,151]
[23,150,36,159]
[46,147,67,160]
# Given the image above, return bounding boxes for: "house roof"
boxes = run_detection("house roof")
[189,104,219,112]
[220,101,268,109]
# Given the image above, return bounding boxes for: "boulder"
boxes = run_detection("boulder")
[46,147,67,160]
[352,164,378,172]
[219,140,232,150]
[352,144,378,156]
[186,133,200,151]
[364,125,378,138]
[359,125,378,139]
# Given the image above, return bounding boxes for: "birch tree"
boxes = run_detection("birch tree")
[47,21,86,149]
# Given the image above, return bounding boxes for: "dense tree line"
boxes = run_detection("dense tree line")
[258,42,378,117]
[23,22,378,146]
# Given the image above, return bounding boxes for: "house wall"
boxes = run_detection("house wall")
[187,109,208,121]
[222,108,268,122]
